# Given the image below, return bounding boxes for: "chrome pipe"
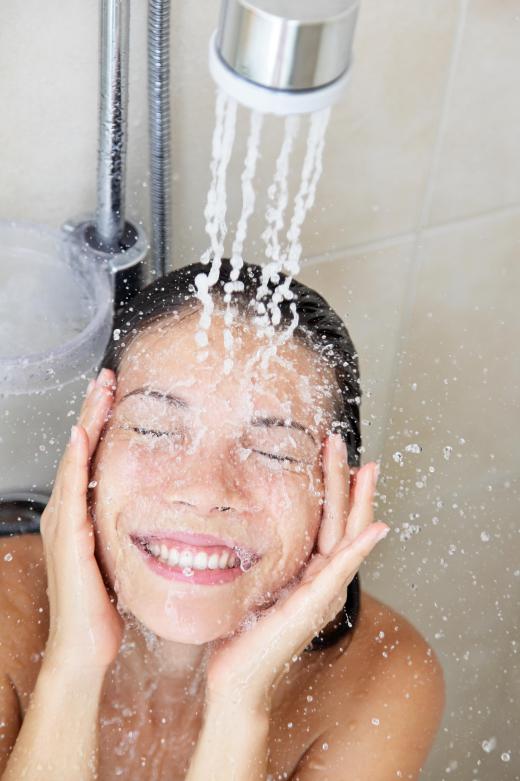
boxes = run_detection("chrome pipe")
[95,0,130,250]
[148,0,171,278]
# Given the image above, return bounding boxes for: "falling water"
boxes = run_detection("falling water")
[222,109,264,374]
[194,90,237,353]
[195,91,331,362]
[265,108,331,334]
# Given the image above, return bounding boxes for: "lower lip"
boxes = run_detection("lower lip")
[133,539,247,585]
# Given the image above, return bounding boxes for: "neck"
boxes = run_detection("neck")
[111,613,213,699]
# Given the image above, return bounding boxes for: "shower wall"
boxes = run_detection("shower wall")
[1,1,518,778]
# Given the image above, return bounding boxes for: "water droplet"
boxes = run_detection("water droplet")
[482,737,496,753]
[3,553,12,562]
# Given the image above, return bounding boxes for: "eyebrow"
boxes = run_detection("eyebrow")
[119,387,189,408]
[119,388,316,445]
[251,416,317,446]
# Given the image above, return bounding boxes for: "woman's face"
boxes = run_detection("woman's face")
[90,309,341,644]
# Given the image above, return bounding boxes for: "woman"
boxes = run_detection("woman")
[0,260,445,780]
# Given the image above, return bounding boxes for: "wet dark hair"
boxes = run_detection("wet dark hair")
[102,259,362,652]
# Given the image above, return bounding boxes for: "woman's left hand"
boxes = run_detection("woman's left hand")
[205,434,390,710]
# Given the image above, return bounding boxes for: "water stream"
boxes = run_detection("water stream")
[195,89,332,360]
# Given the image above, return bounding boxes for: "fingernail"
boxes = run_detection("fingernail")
[375,525,390,543]
[70,425,79,444]
[96,367,110,387]
[86,379,96,397]
[373,463,380,488]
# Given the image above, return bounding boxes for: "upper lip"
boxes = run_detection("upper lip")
[130,530,261,558]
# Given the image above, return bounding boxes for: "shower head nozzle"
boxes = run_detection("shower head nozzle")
[209,0,360,115]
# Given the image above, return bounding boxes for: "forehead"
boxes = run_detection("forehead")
[115,310,338,420]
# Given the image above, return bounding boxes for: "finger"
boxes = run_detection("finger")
[343,462,378,545]
[42,370,115,524]
[65,425,95,552]
[271,522,390,658]
[317,434,349,556]
[41,424,88,538]
[307,522,390,620]
[77,368,116,460]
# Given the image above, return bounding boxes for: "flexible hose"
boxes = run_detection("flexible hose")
[147,0,171,278]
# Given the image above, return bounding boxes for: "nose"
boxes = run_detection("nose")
[166,438,247,516]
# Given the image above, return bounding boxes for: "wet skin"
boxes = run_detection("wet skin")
[0,310,446,780]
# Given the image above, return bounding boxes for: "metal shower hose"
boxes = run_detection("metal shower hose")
[148,0,171,278]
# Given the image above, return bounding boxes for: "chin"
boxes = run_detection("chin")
[118,594,241,646]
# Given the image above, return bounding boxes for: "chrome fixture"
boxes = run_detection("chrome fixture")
[148,0,172,278]
[68,0,148,311]
[209,0,361,114]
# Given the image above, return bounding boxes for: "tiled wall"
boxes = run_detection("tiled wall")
[1,1,518,777]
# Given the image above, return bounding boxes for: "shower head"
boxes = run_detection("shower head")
[209,0,360,115]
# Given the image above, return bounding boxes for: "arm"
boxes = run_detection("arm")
[1,660,106,781]
[185,695,271,781]
[1,371,123,780]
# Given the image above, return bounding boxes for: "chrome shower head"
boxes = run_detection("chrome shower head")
[209,0,360,115]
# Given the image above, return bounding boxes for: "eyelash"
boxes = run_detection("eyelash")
[130,428,302,464]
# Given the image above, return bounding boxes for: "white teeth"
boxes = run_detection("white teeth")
[179,550,193,568]
[144,542,249,571]
[168,548,179,566]
[219,551,229,568]
[193,551,208,570]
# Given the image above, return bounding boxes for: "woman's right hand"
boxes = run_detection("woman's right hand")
[40,367,124,674]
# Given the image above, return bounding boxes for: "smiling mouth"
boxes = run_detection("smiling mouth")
[130,534,260,573]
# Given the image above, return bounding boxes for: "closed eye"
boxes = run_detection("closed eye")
[252,449,304,465]
[128,426,182,440]
[122,428,307,464]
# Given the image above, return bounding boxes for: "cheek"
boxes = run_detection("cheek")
[265,468,324,568]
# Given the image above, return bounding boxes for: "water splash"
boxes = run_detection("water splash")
[195,89,237,346]
[195,99,331,369]
[222,109,264,374]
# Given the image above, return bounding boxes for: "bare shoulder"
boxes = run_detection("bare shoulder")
[290,590,446,780]
[350,590,446,707]
[0,535,49,682]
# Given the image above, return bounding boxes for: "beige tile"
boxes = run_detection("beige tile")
[380,209,520,487]
[364,211,520,776]
[297,238,415,461]
[428,0,520,225]
[363,473,520,780]
[168,0,460,264]
[0,0,149,231]
[0,1,98,226]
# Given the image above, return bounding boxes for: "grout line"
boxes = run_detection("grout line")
[377,0,471,463]
[419,201,520,237]
[302,231,415,268]
[301,200,520,272]
[418,0,471,232]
